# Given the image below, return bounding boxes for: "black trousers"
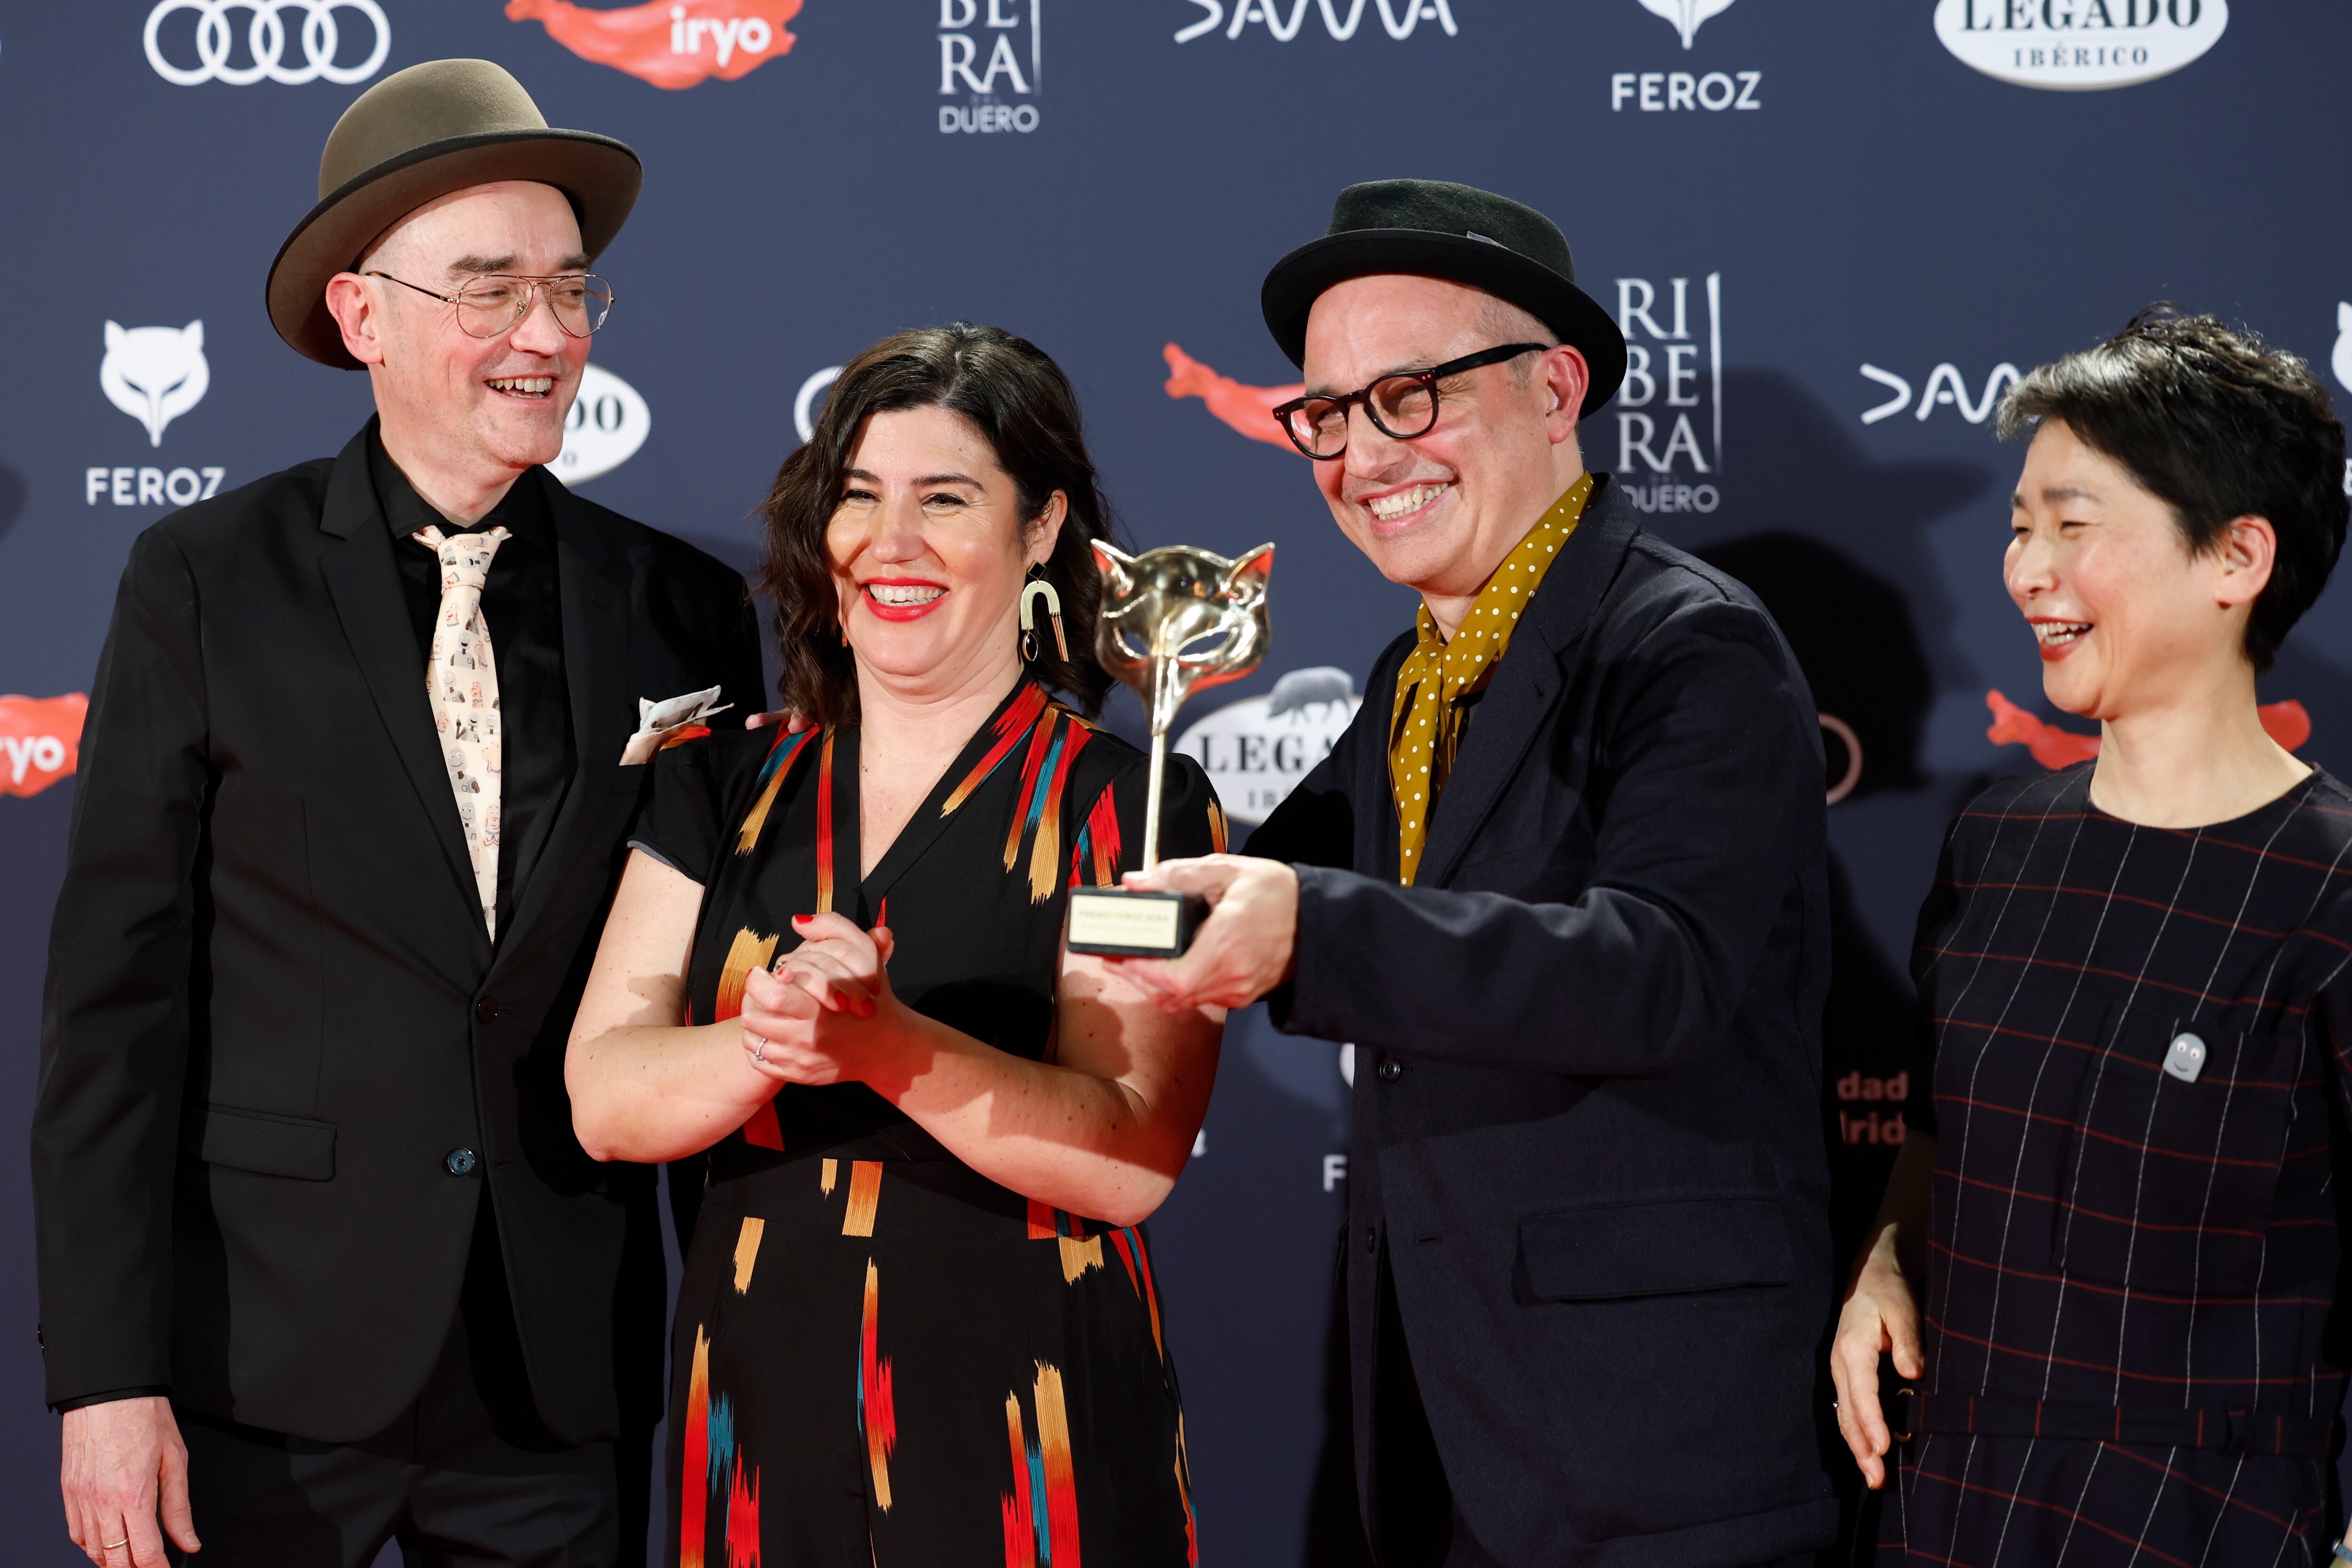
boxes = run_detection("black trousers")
[172,1197,638,1568]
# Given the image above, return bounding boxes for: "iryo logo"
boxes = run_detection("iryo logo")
[940,0,1043,133]
[508,0,801,89]
[1934,0,2227,91]
[552,362,652,485]
[1612,274,1723,515]
[1174,0,1458,43]
[0,694,87,800]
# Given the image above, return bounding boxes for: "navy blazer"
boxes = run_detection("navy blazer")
[1248,474,1838,1567]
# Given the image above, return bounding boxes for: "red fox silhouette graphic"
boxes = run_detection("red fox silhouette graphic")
[1162,343,1302,450]
[1986,688,2312,770]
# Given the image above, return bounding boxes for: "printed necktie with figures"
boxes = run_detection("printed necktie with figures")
[413,524,510,936]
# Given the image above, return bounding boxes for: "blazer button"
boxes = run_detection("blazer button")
[475,997,500,1025]
[445,1148,478,1176]
[1377,1056,1404,1082]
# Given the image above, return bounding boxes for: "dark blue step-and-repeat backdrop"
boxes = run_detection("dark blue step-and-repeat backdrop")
[5,2,2350,1561]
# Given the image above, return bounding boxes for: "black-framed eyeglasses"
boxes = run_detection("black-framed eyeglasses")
[366,271,615,340]
[1271,342,1547,459]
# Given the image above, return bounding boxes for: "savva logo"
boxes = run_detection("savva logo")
[1174,0,1457,44]
[1934,0,2227,91]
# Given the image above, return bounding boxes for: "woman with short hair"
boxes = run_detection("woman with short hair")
[567,323,1224,1565]
[1831,309,2352,1564]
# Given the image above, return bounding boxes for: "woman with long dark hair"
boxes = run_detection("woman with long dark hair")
[567,323,1224,1565]
[1831,310,2352,1564]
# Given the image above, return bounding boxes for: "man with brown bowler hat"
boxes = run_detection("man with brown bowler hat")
[1116,181,1838,1566]
[32,60,763,1566]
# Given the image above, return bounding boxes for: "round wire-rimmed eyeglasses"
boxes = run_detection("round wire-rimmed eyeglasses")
[366,271,615,340]
[1271,342,1548,459]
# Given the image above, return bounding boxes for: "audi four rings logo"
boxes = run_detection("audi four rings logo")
[144,0,391,87]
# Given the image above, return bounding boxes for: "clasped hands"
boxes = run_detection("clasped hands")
[736,912,903,1086]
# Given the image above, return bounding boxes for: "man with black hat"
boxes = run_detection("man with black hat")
[32,59,763,1567]
[1117,181,1838,1566]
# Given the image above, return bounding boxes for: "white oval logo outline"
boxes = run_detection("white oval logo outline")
[553,362,651,486]
[1174,667,1362,827]
[1932,0,2226,92]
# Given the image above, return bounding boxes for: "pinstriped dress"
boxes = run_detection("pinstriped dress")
[1884,764,2352,1567]
[632,681,1223,1568]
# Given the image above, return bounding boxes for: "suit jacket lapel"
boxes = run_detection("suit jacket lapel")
[1416,476,1638,888]
[495,471,631,960]
[316,425,491,952]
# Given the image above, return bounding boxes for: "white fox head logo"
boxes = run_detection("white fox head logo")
[2333,302,2352,398]
[1638,0,1734,48]
[101,320,209,447]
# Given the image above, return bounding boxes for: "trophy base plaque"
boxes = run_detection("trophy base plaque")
[1066,886,1209,958]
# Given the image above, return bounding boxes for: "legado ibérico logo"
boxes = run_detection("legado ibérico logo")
[1176,668,1361,825]
[552,362,652,485]
[0,694,87,800]
[1173,0,1458,44]
[1934,0,2227,91]
[91,320,225,509]
[144,0,391,87]
[1612,273,1723,515]
[508,0,801,89]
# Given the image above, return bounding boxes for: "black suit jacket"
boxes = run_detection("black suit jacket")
[32,424,765,1445]
[1249,475,1837,1567]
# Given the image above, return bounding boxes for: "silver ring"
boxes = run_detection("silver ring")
[103,1540,130,1552]
[746,1031,767,1064]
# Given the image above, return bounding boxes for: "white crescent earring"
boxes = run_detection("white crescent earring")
[1019,573,1068,662]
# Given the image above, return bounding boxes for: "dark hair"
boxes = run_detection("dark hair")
[1996,306,2349,672]
[755,322,1120,726]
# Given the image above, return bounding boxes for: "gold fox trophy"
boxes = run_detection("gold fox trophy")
[1065,539,1275,957]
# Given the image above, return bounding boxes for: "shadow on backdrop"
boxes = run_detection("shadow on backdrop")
[0,463,27,544]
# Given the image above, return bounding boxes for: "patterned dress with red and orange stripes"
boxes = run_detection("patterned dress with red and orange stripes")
[633,679,1224,1568]
[1883,763,2352,1567]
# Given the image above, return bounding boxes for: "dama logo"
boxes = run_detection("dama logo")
[102,320,209,447]
[0,694,87,799]
[1858,360,2021,427]
[507,0,800,89]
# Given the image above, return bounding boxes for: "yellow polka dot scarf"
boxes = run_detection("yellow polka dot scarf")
[1388,475,1593,884]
